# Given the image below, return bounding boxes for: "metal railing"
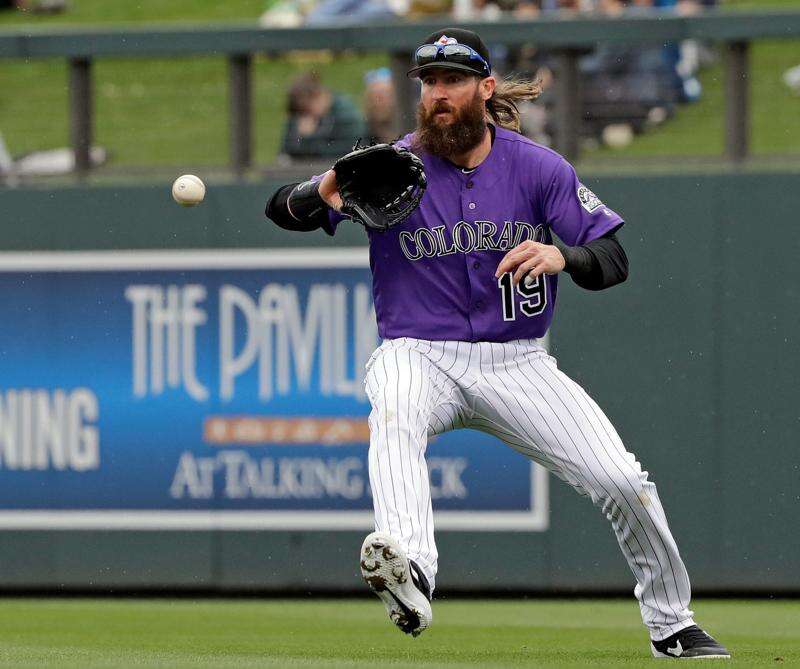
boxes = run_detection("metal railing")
[1,9,799,175]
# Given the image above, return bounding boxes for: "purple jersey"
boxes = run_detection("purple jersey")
[324,126,623,342]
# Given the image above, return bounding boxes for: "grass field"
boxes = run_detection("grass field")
[0,0,799,169]
[0,598,796,668]
[0,0,268,25]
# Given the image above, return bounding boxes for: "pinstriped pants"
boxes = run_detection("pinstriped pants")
[363,337,696,641]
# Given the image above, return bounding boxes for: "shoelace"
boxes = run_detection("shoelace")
[678,627,714,647]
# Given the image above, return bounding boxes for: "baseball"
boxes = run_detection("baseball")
[171,174,205,206]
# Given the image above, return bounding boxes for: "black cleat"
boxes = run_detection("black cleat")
[651,625,730,659]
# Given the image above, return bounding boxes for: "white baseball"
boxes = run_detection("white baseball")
[172,174,206,207]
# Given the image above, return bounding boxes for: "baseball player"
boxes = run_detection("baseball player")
[266,28,729,659]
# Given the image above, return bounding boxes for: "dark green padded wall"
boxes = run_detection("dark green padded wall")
[0,171,797,592]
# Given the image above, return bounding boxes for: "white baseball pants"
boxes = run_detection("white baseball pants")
[364,337,696,641]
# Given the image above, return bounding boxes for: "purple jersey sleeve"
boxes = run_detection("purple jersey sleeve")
[542,159,624,246]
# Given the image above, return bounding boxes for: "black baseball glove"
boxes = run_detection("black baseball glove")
[333,142,427,232]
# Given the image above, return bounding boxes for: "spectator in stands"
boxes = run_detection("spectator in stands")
[305,0,401,24]
[784,63,800,96]
[260,0,406,27]
[1,0,67,13]
[576,0,704,147]
[280,72,365,161]
[454,0,588,20]
[619,0,706,13]
[0,132,17,186]
[625,0,703,102]
[540,0,581,12]
[410,0,453,20]
[363,68,398,144]
[514,0,540,18]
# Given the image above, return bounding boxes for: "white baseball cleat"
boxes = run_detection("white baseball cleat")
[359,531,432,637]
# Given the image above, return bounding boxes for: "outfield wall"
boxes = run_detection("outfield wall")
[0,171,797,593]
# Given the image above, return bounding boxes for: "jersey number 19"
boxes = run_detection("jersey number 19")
[498,272,547,321]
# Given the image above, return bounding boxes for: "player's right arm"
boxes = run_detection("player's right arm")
[265,170,343,233]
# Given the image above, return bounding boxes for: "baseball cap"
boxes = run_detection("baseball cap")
[407,28,492,79]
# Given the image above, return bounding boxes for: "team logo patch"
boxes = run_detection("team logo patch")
[577,185,603,213]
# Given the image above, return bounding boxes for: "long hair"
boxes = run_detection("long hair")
[485,75,542,133]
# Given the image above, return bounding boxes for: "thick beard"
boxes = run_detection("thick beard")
[414,89,487,159]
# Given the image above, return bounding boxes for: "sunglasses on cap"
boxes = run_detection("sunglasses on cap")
[413,43,491,77]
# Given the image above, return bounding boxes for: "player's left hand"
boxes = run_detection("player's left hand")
[495,241,566,285]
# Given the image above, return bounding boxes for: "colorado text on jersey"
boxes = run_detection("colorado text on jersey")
[398,220,546,261]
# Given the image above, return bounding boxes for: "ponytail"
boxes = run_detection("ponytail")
[486,76,543,133]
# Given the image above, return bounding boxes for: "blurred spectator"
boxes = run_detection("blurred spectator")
[652,0,703,13]
[306,0,402,24]
[363,68,398,144]
[410,0,452,19]
[260,0,405,27]
[0,131,107,183]
[579,41,681,139]
[280,72,365,161]
[514,0,540,18]
[1,0,68,13]
[540,0,585,12]
[259,0,310,27]
[784,64,800,96]
[577,0,685,144]
[639,0,704,102]
[494,0,711,149]
[602,0,704,14]
[0,132,17,187]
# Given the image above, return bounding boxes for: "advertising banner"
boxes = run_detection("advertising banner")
[0,250,547,530]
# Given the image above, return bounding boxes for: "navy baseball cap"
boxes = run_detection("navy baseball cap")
[407,28,492,79]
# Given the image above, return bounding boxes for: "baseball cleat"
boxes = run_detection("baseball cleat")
[651,625,730,659]
[359,531,432,637]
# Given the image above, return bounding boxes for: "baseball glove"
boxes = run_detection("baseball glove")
[333,142,427,232]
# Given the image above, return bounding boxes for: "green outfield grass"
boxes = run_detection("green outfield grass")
[0,598,795,668]
[0,0,798,168]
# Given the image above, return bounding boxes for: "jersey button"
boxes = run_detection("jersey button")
[475,300,484,311]
[468,203,476,210]
[466,181,474,189]
[472,261,480,270]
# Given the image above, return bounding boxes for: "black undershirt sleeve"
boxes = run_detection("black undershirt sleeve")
[265,181,330,232]
[553,230,629,291]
